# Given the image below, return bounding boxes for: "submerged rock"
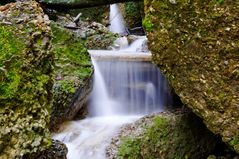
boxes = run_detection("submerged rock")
[145,0,239,153]
[0,1,53,158]
[50,23,93,132]
[107,109,220,158]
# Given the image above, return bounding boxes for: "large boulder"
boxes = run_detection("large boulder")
[144,0,239,153]
[0,1,53,158]
[50,23,93,132]
[107,109,220,158]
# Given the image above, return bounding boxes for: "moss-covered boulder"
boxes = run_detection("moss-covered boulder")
[54,14,118,50]
[0,1,53,158]
[107,110,219,159]
[144,0,239,153]
[50,22,93,132]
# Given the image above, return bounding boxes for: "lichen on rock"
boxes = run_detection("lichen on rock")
[0,1,53,158]
[144,0,239,153]
[50,22,93,132]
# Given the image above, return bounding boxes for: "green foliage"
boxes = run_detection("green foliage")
[215,0,224,4]
[142,17,153,32]
[123,2,144,28]
[118,138,141,159]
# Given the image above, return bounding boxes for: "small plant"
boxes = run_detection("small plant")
[142,17,153,32]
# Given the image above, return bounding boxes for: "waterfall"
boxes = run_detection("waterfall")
[53,4,173,159]
[89,59,170,116]
[109,4,127,34]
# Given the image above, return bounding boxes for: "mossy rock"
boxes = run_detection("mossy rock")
[110,110,219,159]
[120,2,144,29]
[68,5,109,25]
[50,22,93,132]
[0,1,53,158]
[144,0,239,154]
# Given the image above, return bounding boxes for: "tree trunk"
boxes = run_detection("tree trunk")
[37,0,142,9]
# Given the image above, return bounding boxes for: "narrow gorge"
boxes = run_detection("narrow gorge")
[0,0,238,159]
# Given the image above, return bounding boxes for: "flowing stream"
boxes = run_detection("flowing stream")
[53,4,172,159]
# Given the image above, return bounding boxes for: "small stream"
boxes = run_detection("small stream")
[53,4,172,159]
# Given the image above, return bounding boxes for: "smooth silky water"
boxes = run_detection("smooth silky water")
[53,3,172,159]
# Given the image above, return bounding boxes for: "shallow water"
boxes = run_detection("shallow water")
[53,116,140,159]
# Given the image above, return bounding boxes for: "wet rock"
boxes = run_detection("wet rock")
[107,109,220,158]
[144,0,239,154]
[24,140,67,159]
[0,1,53,158]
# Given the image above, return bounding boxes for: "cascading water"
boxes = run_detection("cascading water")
[109,4,127,34]
[53,4,172,159]
[88,59,171,116]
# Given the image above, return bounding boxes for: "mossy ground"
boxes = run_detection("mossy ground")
[118,111,218,159]
[144,0,239,153]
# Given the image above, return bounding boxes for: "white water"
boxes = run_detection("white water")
[53,4,172,159]
[53,116,139,159]
[89,59,171,116]
[109,4,127,34]
[121,36,148,52]
[53,52,172,159]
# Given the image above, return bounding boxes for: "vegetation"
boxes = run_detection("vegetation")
[50,22,92,131]
[122,1,144,28]
[118,112,218,159]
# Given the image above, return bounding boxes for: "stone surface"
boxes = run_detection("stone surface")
[107,109,220,159]
[50,22,93,132]
[0,1,53,158]
[24,140,68,159]
[144,0,239,153]
[55,15,118,50]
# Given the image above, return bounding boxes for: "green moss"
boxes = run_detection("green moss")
[85,32,118,50]
[0,26,25,99]
[145,0,239,153]
[142,16,153,32]
[69,6,108,24]
[0,1,53,158]
[50,22,92,131]
[118,113,218,159]
[123,2,144,28]
[57,80,75,93]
